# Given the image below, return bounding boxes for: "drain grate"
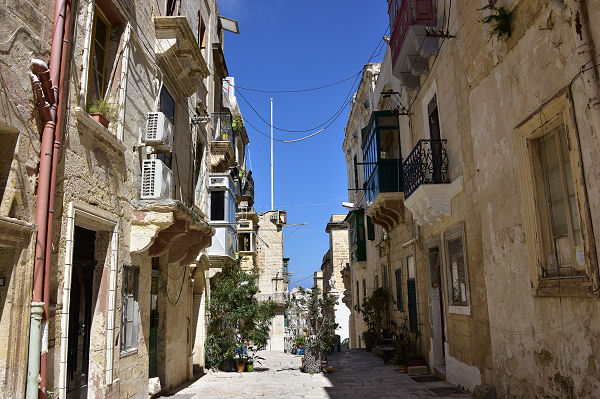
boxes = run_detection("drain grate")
[428,386,466,395]
[411,375,441,382]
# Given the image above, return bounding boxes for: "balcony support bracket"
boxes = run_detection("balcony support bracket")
[404,176,463,226]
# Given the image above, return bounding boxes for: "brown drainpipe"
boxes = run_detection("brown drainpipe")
[27,0,70,397]
[41,0,72,395]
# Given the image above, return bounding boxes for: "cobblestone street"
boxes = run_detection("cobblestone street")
[159,350,472,399]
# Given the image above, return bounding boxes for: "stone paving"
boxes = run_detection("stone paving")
[159,349,472,399]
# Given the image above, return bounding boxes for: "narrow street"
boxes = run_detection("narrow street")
[159,350,471,399]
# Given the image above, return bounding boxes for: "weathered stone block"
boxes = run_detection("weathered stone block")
[473,384,497,399]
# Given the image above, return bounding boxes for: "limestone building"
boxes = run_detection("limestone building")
[255,210,288,351]
[320,215,351,342]
[342,0,600,397]
[0,0,245,397]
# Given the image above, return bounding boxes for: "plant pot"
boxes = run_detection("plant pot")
[90,112,109,128]
[236,361,246,373]
[398,364,408,373]
[245,363,254,372]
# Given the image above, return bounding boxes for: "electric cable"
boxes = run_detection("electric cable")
[235,70,363,93]
[235,28,388,135]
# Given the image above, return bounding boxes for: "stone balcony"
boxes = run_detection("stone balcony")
[257,292,287,306]
[154,16,209,97]
[388,0,438,89]
[131,200,213,265]
[210,112,236,171]
[402,139,463,225]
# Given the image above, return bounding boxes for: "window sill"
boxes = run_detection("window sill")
[120,347,138,358]
[448,305,471,316]
[535,276,595,297]
[75,107,127,154]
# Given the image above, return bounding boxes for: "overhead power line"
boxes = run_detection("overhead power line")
[236,26,389,138]
[235,70,363,93]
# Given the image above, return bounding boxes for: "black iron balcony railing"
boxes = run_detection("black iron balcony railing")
[211,112,234,146]
[388,0,437,69]
[241,173,254,199]
[403,139,449,198]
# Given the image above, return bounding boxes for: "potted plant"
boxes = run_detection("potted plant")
[88,96,119,128]
[245,351,264,372]
[357,287,388,352]
[407,331,426,367]
[235,356,246,373]
[396,349,408,373]
[287,286,337,373]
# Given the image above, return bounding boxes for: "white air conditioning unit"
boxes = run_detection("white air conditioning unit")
[141,159,173,200]
[145,112,174,151]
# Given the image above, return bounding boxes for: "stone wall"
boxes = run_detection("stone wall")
[465,0,600,396]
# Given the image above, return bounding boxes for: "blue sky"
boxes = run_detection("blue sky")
[218,0,389,288]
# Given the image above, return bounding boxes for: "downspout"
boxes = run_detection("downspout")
[41,0,72,395]
[26,0,70,397]
[568,0,600,132]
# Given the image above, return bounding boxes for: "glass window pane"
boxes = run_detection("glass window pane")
[95,15,108,46]
[376,115,398,127]
[210,190,225,221]
[447,236,467,306]
[159,87,176,124]
[379,130,400,159]
[540,133,568,237]
[88,69,102,107]
[92,42,106,74]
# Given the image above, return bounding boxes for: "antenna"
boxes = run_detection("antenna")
[270,97,274,211]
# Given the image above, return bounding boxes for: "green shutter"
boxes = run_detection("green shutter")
[395,269,403,311]
[367,216,375,241]
[407,279,418,333]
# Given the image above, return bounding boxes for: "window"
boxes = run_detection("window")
[353,154,359,191]
[87,9,111,110]
[121,265,139,352]
[395,268,403,311]
[346,210,366,262]
[198,12,206,48]
[356,280,360,307]
[533,125,583,277]
[239,232,253,252]
[158,87,175,169]
[361,111,401,203]
[166,0,180,16]
[210,190,225,221]
[367,216,375,241]
[194,142,204,206]
[444,224,469,307]
[427,95,444,183]
[406,255,418,332]
[515,91,598,296]
[382,264,388,290]
[388,0,401,27]
[363,279,366,299]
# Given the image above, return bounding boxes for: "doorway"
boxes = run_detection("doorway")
[149,268,160,378]
[67,227,96,399]
[427,241,446,369]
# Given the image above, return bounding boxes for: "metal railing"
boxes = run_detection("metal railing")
[241,174,254,199]
[257,292,287,304]
[390,0,437,67]
[211,112,234,146]
[402,139,449,198]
